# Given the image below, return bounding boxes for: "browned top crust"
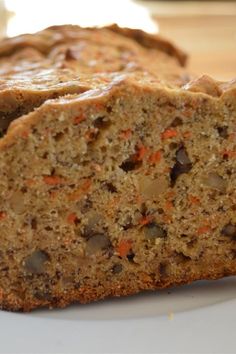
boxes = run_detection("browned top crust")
[0,24,235,127]
[106,24,187,66]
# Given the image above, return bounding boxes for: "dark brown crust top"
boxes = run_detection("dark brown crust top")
[0,24,187,65]
[106,24,187,66]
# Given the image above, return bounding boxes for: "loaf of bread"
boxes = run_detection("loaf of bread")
[0,25,235,311]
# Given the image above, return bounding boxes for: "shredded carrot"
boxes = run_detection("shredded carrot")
[0,212,6,220]
[183,131,192,139]
[67,213,77,224]
[117,239,132,257]
[148,150,162,164]
[163,166,171,173]
[222,149,236,158]
[188,195,200,205]
[166,191,176,199]
[119,129,132,140]
[134,144,149,161]
[92,163,102,172]
[25,178,36,187]
[182,108,192,118]
[81,179,91,192]
[229,133,236,141]
[138,215,153,226]
[161,128,178,140]
[21,130,30,138]
[68,179,91,201]
[43,175,64,185]
[85,128,98,142]
[94,103,104,110]
[197,225,211,235]
[73,114,86,125]
[165,201,173,210]
[162,214,172,223]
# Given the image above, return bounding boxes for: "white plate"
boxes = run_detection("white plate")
[0,277,236,353]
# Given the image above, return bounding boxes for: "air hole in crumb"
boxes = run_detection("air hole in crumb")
[106,106,112,113]
[54,132,64,142]
[216,126,228,139]
[127,251,135,262]
[93,116,111,129]
[187,238,197,248]
[159,262,168,278]
[103,182,117,193]
[112,263,123,274]
[170,117,183,127]
[175,251,191,263]
[21,186,28,193]
[42,152,48,159]
[120,159,142,172]
[30,217,37,230]
[100,146,107,153]
[169,142,178,150]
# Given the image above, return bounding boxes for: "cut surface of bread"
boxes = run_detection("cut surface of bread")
[0,25,236,311]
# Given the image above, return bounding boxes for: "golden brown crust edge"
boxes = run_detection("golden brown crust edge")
[0,24,187,66]
[2,262,236,312]
[106,24,187,66]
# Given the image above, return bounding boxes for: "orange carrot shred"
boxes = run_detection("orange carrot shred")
[229,133,236,141]
[25,178,36,187]
[165,201,173,210]
[0,212,6,220]
[43,176,64,185]
[139,215,153,226]
[188,195,200,205]
[134,144,149,161]
[161,128,178,140]
[148,150,162,164]
[197,225,211,235]
[21,130,30,138]
[119,129,132,140]
[117,240,132,257]
[73,114,86,125]
[67,213,77,224]
[68,179,91,201]
[183,131,192,139]
[222,149,236,158]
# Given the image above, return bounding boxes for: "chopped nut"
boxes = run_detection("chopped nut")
[203,172,228,193]
[139,176,169,199]
[221,223,236,238]
[144,222,167,239]
[85,234,111,255]
[170,146,192,186]
[217,126,228,139]
[24,250,49,274]
[8,190,26,214]
[112,263,123,274]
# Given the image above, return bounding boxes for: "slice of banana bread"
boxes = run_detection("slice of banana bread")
[0,25,236,311]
